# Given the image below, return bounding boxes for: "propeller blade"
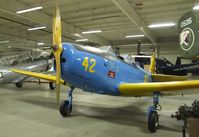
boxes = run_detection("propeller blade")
[53,5,62,103]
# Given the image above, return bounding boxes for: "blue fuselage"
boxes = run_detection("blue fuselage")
[59,43,151,96]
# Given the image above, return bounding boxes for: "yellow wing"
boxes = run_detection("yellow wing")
[11,69,66,85]
[119,80,199,96]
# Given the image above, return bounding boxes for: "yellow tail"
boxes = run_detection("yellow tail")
[149,53,156,74]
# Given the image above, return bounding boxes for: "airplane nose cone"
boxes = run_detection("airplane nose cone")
[60,43,76,78]
[52,43,76,80]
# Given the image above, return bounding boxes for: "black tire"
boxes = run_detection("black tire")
[148,111,159,133]
[59,100,72,117]
[49,82,56,90]
[16,82,23,88]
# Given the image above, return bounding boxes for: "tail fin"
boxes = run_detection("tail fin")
[178,11,199,58]
[149,53,156,74]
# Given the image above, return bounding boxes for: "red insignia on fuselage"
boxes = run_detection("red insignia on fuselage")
[108,71,115,78]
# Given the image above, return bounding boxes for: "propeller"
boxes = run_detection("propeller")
[53,5,62,103]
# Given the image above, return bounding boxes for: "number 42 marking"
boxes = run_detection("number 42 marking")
[82,57,96,73]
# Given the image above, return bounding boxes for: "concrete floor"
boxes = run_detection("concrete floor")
[0,83,198,137]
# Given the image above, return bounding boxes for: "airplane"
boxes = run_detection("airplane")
[156,57,199,76]
[132,55,199,76]
[11,7,199,133]
[0,58,56,89]
[179,10,199,58]
[157,10,199,75]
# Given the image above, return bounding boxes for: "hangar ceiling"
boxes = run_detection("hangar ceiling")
[0,0,198,55]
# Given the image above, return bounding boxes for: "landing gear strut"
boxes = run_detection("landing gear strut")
[147,92,162,133]
[59,87,74,117]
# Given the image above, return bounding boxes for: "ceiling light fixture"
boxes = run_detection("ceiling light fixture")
[73,33,83,38]
[125,35,144,38]
[148,23,175,28]
[0,40,10,44]
[37,42,44,46]
[193,5,199,10]
[28,26,46,31]
[16,6,43,14]
[82,30,102,34]
[76,39,88,42]
[42,46,51,49]
[131,55,152,58]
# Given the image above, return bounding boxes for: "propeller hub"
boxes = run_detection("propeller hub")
[53,44,59,52]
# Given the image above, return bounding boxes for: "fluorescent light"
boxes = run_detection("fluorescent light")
[16,6,43,14]
[76,39,88,42]
[37,42,44,46]
[131,55,151,58]
[193,5,199,10]
[148,23,175,28]
[42,46,51,49]
[73,33,83,38]
[125,35,144,38]
[0,40,9,44]
[28,26,46,31]
[82,30,102,34]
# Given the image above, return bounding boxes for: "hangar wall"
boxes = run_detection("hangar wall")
[119,43,192,64]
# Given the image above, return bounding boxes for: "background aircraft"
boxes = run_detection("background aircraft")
[11,6,199,133]
[178,11,199,58]
[157,11,199,75]
[134,11,199,76]
[133,55,199,76]
[0,59,55,89]
[156,57,199,75]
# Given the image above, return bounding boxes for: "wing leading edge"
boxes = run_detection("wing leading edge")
[11,69,66,85]
[119,80,199,96]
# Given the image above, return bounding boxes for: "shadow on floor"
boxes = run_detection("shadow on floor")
[19,97,182,133]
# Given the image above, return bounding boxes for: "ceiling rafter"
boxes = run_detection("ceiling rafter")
[111,0,157,44]
[0,0,110,46]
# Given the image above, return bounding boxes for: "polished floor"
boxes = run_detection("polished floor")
[0,82,198,137]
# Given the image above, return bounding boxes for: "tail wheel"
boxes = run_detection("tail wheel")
[148,111,159,132]
[49,82,56,90]
[16,82,23,88]
[59,100,72,117]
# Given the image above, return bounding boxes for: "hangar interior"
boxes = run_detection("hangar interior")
[0,0,199,137]
[1,0,197,61]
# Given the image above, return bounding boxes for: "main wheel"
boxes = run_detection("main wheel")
[49,82,56,90]
[16,82,23,88]
[148,111,159,132]
[59,100,72,117]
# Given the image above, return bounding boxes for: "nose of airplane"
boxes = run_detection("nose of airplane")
[61,43,76,76]
[53,43,75,78]
[53,51,68,72]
